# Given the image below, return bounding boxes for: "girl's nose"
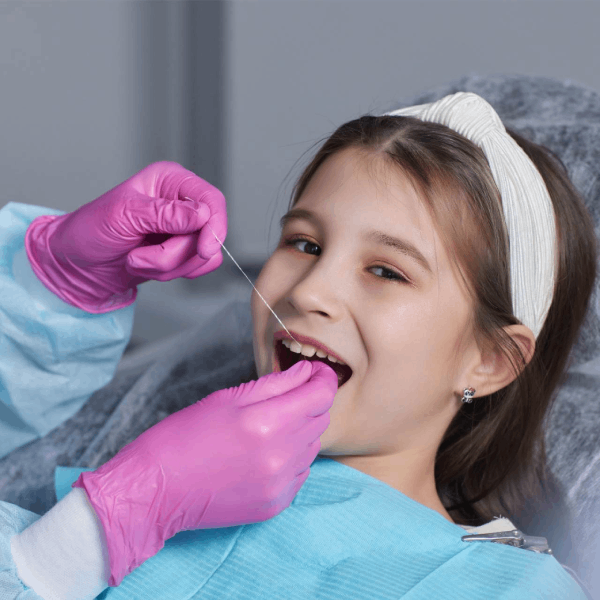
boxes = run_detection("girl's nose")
[285,265,345,321]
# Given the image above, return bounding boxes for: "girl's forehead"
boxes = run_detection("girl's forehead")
[299,151,435,233]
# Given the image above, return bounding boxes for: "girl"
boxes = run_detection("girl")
[3,91,596,599]
[254,91,596,530]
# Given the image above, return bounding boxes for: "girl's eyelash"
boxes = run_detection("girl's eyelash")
[282,235,410,284]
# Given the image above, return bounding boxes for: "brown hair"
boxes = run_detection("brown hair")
[283,115,598,530]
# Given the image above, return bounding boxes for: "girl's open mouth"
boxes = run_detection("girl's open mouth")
[274,340,353,389]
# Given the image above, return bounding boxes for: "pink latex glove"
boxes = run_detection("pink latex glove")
[72,359,338,587]
[25,161,227,313]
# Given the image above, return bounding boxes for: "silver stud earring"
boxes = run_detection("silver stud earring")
[461,387,476,403]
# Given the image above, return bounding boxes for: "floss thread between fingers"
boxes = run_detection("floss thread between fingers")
[183,197,299,346]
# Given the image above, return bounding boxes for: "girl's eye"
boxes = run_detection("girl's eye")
[282,236,409,284]
[285,236,321,256]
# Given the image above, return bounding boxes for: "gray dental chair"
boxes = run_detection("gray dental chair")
[1,74,599,598]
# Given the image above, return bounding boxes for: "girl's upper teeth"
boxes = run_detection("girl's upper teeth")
[281,338,344,365]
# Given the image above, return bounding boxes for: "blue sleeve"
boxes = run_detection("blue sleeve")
[0,202,136,460]
[0,501,44,599]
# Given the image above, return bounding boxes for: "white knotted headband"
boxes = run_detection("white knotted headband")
[384,92,557,340]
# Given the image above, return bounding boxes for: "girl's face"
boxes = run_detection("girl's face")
[251,147,480,511]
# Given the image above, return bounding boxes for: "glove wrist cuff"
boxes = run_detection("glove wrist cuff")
[72,465,169,587]
[25,214,137,314]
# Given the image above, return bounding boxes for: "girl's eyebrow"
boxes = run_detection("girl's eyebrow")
[279,207,433,276]
[279,208,316,229]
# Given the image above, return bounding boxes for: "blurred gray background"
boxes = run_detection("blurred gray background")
[1,0,598,353]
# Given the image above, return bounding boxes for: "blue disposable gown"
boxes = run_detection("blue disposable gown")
[0,202,135,460]
[0,202,590,599]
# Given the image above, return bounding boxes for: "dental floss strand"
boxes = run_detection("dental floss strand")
[182,197,299,346]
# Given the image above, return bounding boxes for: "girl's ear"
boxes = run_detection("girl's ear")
[468,324,536,398]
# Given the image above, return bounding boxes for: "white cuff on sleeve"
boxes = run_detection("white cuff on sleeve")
[10,487,110,600]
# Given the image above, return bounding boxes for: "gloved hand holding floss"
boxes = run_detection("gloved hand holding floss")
[24,161,229,314]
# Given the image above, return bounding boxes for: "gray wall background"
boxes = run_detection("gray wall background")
[1,0,598,349]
